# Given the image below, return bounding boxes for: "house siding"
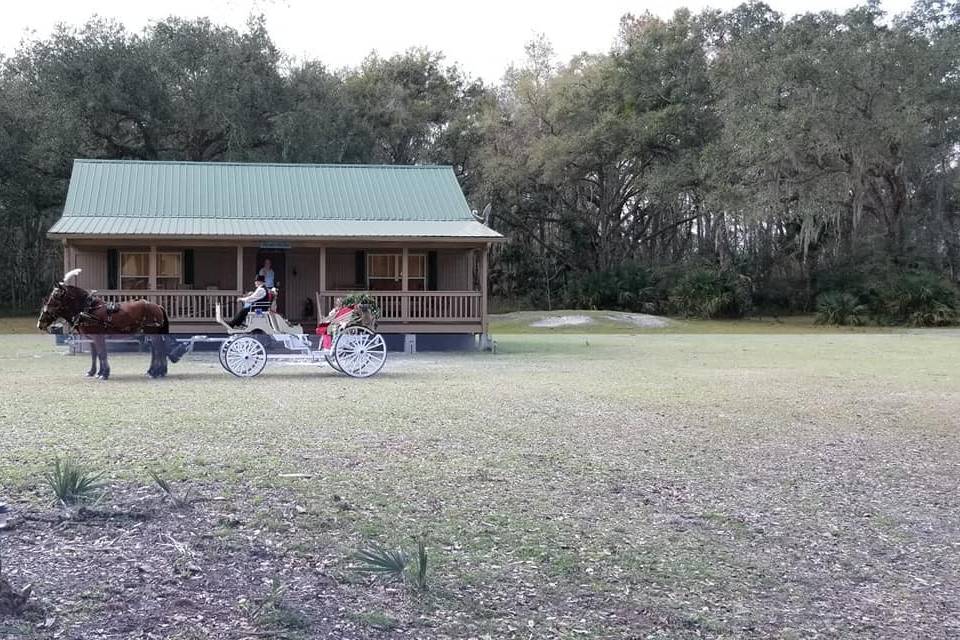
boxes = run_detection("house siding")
[193,248,237,290]
[326,250,357,290]
[438,250,470,290]
[242,247,256,286]
[73,249,108,290]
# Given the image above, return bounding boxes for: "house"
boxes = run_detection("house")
[48,160,502,346]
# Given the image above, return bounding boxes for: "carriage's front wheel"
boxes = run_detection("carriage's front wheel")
[223,335,267,377]
[333,327,387,378]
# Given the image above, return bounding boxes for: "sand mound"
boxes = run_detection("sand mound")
[530,315,594,328]
[603,312,672,329]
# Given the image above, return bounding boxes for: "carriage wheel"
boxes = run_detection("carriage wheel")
[333,327,387,378]
[218,337,234,370]
[324,352,343,373]
[223,335,268,378]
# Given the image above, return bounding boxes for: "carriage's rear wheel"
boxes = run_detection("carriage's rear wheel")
[218,337,233,370]
[223,335,268,377]
[333,327,387,378]
[324,352,343,373]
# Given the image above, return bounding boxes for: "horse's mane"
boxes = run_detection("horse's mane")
[52,284,93,316]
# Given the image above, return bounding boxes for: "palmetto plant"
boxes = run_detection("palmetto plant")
[354,546,408,581]
[354,536,429,591]
[148,469,193,508]
[883,272,958,327]
[412,537,428,591]
[45,459,103,507]
[815,292,868,326]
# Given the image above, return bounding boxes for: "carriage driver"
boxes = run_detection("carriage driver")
[227,274,270,328]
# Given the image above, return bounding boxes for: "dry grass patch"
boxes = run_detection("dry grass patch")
[0,332,958,638]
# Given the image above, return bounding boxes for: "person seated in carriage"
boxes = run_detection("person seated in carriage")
[227,274,274,328]
[315,297,354,349]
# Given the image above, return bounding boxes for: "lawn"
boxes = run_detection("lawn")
[0,329,958,638]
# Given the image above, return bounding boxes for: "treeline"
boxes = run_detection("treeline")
[1,2,959,323]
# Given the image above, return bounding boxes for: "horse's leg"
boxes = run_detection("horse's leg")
[86,337,98,377]
[156,336,168,377]
[96,336,110,380]
[146,337,158,378]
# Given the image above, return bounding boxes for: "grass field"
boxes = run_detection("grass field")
[0,326,958,638]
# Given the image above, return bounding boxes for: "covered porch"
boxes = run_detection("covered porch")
[63,241,490,334]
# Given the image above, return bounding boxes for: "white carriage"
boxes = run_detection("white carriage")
[202,291,387,379]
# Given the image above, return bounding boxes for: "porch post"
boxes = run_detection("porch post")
[235,246,244,292]
[62,241,72,275]
[319,246,327,315]
[148,245,157,290]
[401,246,410,321]
[467,249,476,291]
[480,245,489,333]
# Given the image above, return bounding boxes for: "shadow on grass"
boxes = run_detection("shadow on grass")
[57,369,420,383]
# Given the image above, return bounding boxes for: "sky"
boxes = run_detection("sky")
[0,0,917,83]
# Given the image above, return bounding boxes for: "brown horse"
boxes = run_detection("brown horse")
[37,269,187,379]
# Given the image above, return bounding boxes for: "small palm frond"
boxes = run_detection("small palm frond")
[354,546,409,582]
[45,458,103,507]
[148,469,192,508]
[412,536,428,591]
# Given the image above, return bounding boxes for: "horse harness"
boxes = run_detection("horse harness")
[70,295,121,330]
[70,295,162,332]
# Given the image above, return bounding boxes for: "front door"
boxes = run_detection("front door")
[255,250,286,315]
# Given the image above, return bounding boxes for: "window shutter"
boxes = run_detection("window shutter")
[355,250,367,288]
[183,249,194,286]
[107,249,118,289]
[427,251,438,291]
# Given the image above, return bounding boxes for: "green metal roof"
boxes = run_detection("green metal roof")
[50,160,500,239]
[48,217,501,239]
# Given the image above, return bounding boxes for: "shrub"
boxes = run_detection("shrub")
[667,268,752,319]
[341,293,382,318]
[815,292,868,326]
[877,271,959,327]
[45,459,103,506]
[565,263,660,312]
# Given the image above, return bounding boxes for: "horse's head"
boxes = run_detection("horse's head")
[37,283,67,332]
[37,269,83,332]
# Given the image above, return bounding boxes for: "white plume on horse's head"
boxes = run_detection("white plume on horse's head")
[62,268,82,284]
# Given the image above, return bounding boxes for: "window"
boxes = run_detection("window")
[119,251,182,290]
[119,252,149,290]
[367,253,426,292]
[406,254,426,291]
[156,252,182,290]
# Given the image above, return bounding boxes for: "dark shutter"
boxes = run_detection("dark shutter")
[355,250,366,288]
[183,249,195,286]
[427,251,438,291]
[107,249,118,289]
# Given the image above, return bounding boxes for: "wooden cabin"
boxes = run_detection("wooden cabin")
[48,160,502,342]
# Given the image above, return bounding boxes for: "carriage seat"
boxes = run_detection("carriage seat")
[249,288,278,313]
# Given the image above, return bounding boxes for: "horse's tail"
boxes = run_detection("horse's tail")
[160,306,170,334]
[159,306,188,364]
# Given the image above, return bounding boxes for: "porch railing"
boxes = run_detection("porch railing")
[317,290,482,323]
[97,290,238,322]
[94,289,482,324]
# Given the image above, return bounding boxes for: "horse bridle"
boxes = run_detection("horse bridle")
[39,286,88,330]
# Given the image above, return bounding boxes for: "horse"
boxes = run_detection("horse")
[37,269,188,380]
